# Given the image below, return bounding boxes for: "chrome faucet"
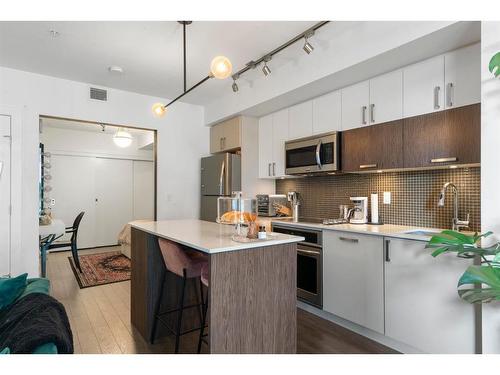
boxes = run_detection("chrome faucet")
[438,182,469,231]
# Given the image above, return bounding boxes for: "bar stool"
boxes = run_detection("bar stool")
[151,238,208,353]
[197,262,209,353]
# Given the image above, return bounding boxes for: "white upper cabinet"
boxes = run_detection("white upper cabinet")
[258,109,289,179]
[444,43,481,109]
[369,70,403,125]
[258,114,273,179]
[403,55,445,118]
[271,109,289,178]
[341,80,370,130]
[288,101,313,140]
[312,90,342,134]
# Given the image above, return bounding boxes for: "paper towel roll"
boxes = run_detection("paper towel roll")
[371,193,379,224]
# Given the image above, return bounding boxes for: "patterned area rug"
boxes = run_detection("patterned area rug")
[68,251,131,289]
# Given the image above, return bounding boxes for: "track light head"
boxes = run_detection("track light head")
[232,74,239,93]
[262,62,271,76]
[232,80,239,93]
[303,30,315,54]
[262,55,272,76]
[303,38,314,54]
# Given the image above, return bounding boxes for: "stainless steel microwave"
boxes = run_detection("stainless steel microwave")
[285,131,339,175]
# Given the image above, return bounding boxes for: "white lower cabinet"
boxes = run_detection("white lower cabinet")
[384,238,475,353]
[323,231,385,334]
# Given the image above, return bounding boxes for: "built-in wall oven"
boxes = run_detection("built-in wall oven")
[272,223,322,308]
[285,131,339,175]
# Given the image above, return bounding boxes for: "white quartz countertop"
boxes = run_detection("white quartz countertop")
[130,219,304,254]
[269,220,463,242]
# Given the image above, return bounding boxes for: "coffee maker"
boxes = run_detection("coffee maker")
[349,197,368,224]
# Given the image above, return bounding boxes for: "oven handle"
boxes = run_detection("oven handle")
[298,247,321,256]
[315,140,322,169]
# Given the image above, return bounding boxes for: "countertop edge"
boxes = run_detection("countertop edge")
[269,220,441,242]
[130,222,305,254]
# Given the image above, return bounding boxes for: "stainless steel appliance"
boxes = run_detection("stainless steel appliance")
[349,197,368,224]
[271,223,322,308]
[285,131,339,175]
[287,191,300,222]
[200,153,241,222]
[256,194,288,217]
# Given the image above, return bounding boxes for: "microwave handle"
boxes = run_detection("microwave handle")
[315,140,322,169]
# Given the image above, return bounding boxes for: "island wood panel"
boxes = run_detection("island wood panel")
[403,103,480,168]
[341,119,404,172]
[209,243,297,353]
[131,228,202,343]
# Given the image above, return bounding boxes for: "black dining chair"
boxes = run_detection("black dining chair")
[48,211,85,272]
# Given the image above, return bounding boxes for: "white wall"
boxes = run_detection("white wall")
[204,22,460,124]
[41,126,154,161]
[0,66,208,277]
[481,21,500,354]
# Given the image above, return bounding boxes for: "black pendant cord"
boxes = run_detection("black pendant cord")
[183,22,187,93]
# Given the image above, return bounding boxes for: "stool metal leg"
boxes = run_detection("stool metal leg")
[197,282,208,354]
[174,269,187,354]
[150,271,166,344]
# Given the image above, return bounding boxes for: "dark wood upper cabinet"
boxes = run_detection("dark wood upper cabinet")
[341,119,404,172]
[403,103,480,168]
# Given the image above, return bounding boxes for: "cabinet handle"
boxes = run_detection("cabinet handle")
[370,103,375,123]
[385,239,391,262]
[434,86,441,110]
[447,82,454,107]
[272,162,276,176]
[359,164,377,169]
[362,106,367,125]
[268,163,271,177]
[431,157,457,163]
[339,236,359,243]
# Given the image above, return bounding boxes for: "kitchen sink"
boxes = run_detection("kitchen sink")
[402,229,441,237]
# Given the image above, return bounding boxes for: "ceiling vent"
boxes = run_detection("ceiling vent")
[90,87,107,101]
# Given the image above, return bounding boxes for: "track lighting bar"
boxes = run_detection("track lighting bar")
[231,21,329,81]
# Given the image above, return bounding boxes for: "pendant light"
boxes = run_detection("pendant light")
[152,22,232,117]
[113,128,132,148]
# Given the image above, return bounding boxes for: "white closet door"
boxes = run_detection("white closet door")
[94,158,133,247]
[50,155,97,249]
[0,115,11,276]
[133,161,154,220]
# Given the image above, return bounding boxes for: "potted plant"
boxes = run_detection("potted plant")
[427,230,500,303]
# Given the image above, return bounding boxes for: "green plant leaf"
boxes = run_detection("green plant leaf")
[489,52,500,78]
[458,265,500,290]
[458,288,500,304]
[440,230,476,245]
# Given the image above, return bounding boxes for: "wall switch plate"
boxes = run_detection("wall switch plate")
[50,198,56,206]
[383,192,391,205]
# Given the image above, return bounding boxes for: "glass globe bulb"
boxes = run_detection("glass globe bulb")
[113,129,133,148]
[152,103,167,117]
[210,56,232,79]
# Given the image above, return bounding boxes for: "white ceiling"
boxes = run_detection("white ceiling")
[0,21,317,105]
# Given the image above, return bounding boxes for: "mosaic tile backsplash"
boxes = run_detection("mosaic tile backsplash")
[276,167,481,231]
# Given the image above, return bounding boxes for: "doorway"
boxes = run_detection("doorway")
[39,116,156,253]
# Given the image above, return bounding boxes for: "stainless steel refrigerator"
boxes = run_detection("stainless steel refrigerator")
[200,153,241,222]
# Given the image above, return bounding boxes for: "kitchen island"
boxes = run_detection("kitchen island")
[130,219,304,354]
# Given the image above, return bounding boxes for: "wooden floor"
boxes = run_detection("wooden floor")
[47,246,397,354]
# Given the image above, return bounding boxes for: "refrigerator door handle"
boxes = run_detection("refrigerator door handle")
[219,160,225,195]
